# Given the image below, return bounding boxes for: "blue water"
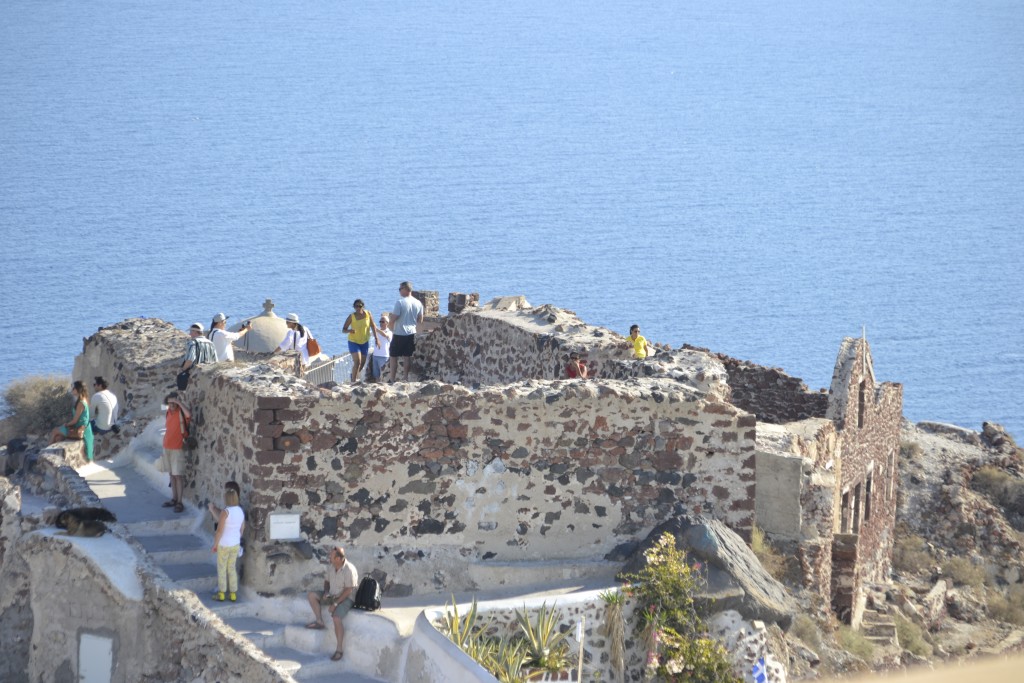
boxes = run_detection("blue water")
[1,1,1022,437]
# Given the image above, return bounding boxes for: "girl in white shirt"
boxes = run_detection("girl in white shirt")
[212,488,245,602]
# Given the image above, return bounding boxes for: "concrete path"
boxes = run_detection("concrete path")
[81,456,390,683]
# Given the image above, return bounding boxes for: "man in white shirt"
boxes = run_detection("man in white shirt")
[371,313,392,382]
[90,377,120,434]
[305,546,359,661]
[209,312,252,362]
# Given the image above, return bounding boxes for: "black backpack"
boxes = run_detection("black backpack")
[353,576,381,611]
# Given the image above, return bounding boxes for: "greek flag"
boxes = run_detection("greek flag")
[752,657,767,683]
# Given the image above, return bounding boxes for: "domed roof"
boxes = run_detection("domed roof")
[236,299,289,354]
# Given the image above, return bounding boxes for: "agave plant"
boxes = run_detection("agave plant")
[600,589,626,682]
[439,595,488,650]
[515,601,570,672]
[489,633,528,683]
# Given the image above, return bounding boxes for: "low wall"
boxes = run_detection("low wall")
[185,364,757,596]
[683,346,829,425]
[17,531,292,683]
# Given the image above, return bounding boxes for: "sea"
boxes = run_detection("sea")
[1,1,1022,438]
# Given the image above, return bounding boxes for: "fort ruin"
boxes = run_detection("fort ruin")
[76,292,902,625]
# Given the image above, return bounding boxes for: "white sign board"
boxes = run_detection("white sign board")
[269,512,302,541]
[79,633,113,683]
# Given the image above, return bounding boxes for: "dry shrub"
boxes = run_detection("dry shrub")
[893,614,932,658]
[836,625,874,661]
[892,525,934,574]
[751,525,788,581]
[972,466,1024,527]
[1,375,71,438]
[987,584,1024,626]
[942,557,985,589]
[900,441,922,460]
[790,614,823,650]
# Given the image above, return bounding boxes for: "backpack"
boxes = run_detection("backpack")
[353,576,381,611]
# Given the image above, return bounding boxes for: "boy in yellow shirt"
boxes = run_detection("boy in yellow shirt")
[629,324,653,359]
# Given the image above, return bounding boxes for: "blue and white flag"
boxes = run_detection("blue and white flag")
[752,657,767,683]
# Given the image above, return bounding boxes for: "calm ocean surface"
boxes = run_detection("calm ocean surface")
[1,1,1022,437]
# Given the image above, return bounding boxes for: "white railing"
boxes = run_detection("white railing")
[302,355,353,386]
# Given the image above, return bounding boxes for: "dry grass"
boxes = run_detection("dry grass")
[987,584,1024,625]
[751,525,789,582]
[1,375,71,438]
[892,524,934,574]
[893,614,932,657]
[790,614,823,650]
[900,440,923,460]
[837,625,875,661]
[972,466,1024,525]
[942,557,985,589]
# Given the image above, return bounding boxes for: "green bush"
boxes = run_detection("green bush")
[623,533,742,683]
[1,375,71,438]
[942,557,985,588]
[837,625,875,661]
[893,614,932,657]
[987,584,1024,626]
[892,525,934,573]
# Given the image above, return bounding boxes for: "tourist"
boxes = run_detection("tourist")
[208,480,242,522]
[305,546,359,661]
[273,313,314,370]
[89,376,120,435]
[388,281,424,382]
[161,393,190,514]
[209,313,252,363]
[628,324,653,360]
[48,380,94,461]
[212,488,245,602]
[565,352,588,379]
[181,322,218,372]
[370,313,392,382]
[342,299,380,383]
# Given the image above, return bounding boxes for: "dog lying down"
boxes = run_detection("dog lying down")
[54,507,117,538]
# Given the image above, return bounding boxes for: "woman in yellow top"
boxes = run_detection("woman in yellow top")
[629,324,653,359]
[342,299,381,383]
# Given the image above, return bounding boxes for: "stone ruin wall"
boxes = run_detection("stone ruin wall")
[0,450,290,683]
[825,340,903,622]
[185,366,757,596]
[73,318,186,420]
[683,345,830,424]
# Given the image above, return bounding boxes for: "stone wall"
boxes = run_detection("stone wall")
[825,338,903,624]
[74,318,187,421]
[684,345,829,425]
[0,477,31,683]
[15,531,292,683]
[417,305,731,398]
[185,363,757,596]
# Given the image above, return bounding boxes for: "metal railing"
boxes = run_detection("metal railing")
[302,355,353,386]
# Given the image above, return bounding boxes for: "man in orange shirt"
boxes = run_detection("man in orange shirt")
[162,393,191,513]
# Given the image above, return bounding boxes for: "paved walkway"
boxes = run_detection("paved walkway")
[82,457,388,683]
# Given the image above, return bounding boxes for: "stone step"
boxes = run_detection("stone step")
[223,616,285,650]
[864,622,897,639]
[136,533,212,564]
[159,561,219,592]
[262,645,338,678]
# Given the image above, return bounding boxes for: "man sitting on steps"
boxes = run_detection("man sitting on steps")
[305,546,359,661]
